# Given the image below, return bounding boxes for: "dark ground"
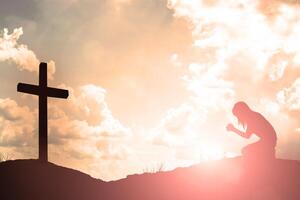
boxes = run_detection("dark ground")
[0,157,299,200]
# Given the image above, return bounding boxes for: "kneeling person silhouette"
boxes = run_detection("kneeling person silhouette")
[226,101,277,160]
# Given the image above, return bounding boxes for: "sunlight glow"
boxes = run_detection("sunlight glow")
[199,144,224,161]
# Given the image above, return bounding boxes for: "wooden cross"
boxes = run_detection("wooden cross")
[17,62,69,162]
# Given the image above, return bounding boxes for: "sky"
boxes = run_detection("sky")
[1,0,300,181]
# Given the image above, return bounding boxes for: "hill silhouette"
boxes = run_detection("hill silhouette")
[0,157,300,200]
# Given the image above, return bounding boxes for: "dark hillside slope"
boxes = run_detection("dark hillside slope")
[0,158,299,200]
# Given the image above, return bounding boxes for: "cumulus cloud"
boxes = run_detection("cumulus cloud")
[49,84,131,138]
[48,84,134,179]
[0,98,37,158]
[168,0,300,78]
[277,78,300,110]
[0,27,55,77]
[153,103,201,146]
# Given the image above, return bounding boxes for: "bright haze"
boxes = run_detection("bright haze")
[1,0,300,181]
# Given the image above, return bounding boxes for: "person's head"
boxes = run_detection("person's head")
[232,101,251,128]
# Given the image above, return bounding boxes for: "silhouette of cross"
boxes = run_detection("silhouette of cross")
[17,62,69,162]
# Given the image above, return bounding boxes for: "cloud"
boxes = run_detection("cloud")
[277,78,300,110]
[48,84,134,179]
[153,103,201,147]
[0,27,55,77]
[0,98,36,157]
[168,0,300,77]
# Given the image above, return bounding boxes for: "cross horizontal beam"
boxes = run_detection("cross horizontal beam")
[17,83,69,99]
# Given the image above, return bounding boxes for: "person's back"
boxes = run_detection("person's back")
[247,111,277,147]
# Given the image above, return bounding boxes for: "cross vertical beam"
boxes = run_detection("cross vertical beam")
[17,62,69,162]
[39,63,48,162]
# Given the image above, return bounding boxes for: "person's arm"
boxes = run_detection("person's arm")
[226,123,252,139]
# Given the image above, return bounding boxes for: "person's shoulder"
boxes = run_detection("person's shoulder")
[252,111,270,123]
[250,111,266,122]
